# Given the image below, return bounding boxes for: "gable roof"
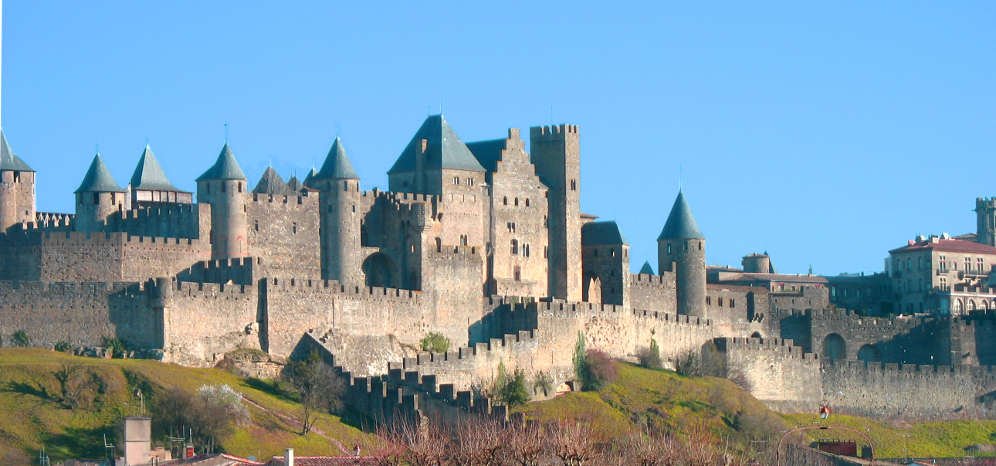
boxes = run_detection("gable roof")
[314,137,358,180]
[466,138,506,172]
[197,144,246,181]
[890,237,996,256]
[582,220,626,246]
[388,115,485,174]
[639,261,655,275]
[76,153,125,193]
[658,191,704,240]
[129,145,182,191]
[0,131,33,172]
[253,167,290,194]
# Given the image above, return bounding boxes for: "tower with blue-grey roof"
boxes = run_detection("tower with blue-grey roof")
[196,143,248,259]
[312,136,363,284]
[74,152,127,232]
[658,190,707,317]
[0,131,35,232]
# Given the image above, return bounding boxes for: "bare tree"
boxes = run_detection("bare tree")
[283,352,345,434]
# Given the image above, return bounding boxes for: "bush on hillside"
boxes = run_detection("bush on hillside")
[420,332,451,353]
[532,371,554,397]
[101,336,128,358]
[54,341,72,353]
[12,330,29,347]
[283,351,346,434]
[154,384,249,451]
[638,339,663,369]
[581,350,617,391]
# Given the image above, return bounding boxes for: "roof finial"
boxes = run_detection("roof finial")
[224,122,229,144]
[678,162,683,192]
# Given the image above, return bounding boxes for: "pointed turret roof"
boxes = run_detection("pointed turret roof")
[196,144,246,181]
[130,145,181,191]
[286,175,302,192]
[252,167,290,194]
[302,168,318,189]
[0,131,34,172]
[388,115,485,174]
[658,191,704,240]
[75,153,125,193]
[639,261,655,275]
[314,137,358,180]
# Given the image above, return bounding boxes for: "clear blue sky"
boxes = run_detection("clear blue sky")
[4,2,994,275]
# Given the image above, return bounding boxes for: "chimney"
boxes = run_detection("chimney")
[285,448,294,466]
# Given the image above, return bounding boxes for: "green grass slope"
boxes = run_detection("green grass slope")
[0,349,379,463]
[516,362,996,459]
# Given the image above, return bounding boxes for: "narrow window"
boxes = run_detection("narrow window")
[514,197,519,206]
[254,220,259,232]
[292,222,298,234]
[503,196,508,206]
[525,198,530,207]
[570,179,577,191]
[93,192,99,204]
[435,237,442,252]
[238,182,243,193]
[511,239,519,255]
[514,266,521,281]
[221,182,226,193]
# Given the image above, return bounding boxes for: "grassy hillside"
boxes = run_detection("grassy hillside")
[0,349,379,464]
[516,362,996,459]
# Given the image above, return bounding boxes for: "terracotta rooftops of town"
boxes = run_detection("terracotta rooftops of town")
[890,236,996,255]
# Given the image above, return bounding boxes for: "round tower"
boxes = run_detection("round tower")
[657,191,706,318]
[0,131,35,232]
[313,137,363,284]
[742,253,771,274]
[196,144,248,259]
[74,153,126,232]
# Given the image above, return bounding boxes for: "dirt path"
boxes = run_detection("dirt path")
[241,395,352,455]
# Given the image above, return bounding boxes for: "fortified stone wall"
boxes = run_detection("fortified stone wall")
[246,192,321,277]
[176,257,266,286]
[822,360,995,420]
[794,308,949,364]
[627,272,677,314]
[770,285,829,313]
[105,202,206,239]
[702,337,822,413]
[161,280,260,366]
[950,312,996,366]
[0,280,163,349]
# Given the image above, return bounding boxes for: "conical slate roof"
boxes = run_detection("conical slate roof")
[639,261,655,275]
[0,131,34,172]
[196,144,246,181]
[286,175,302,192]
[76,153,125,193]
[314,137,358,180]
[302,168,318,189]
[252,167,290,194]
[388,115,485,174]
[130,145,180,191]
[658,191,704,240]
[581,220,625,246]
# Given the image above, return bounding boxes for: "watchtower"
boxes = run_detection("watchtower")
[658,191,706,317]
[313,137,364,285]
[530,124,582,301]
[0,131,35,232]
[975,197,996,246]
[74,153,126,232]
[196,144,248,259]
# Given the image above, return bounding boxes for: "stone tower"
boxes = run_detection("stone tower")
[313,137,363,285]
[196,144,248,259]
[74,153,126,232]
[975,197,996,246]
[658,191,706,317]
[530,124,582,301]
[0,131,35,232]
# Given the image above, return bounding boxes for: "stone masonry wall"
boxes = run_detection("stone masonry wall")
[627,272,677,314]
[702,337,822,413]
[161,280,260,367]
[246,192,321,277]
[0,280,163,349]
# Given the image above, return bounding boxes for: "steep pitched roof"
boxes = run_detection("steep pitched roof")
[314,137,358,180]
[129,145,181,191]
[388,115,485,174]
[302,168,318,189]
[582,220,626,246]
[466,138,506,172]
[252,167,290,194]
[75,153,125,193]
[196,143,246,181]
[0,131,34,172]
[286,175,302,192]
[658,191,704,240]
[639,261,655,275]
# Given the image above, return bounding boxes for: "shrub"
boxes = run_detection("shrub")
[283,351,346,434]
[500,369,530,406]
[54,341,72,353]
[581,349,617,391]
[53,364,103,409]
[420,332,451,353]
[532,371,554,397]
[101,336,127,358]
[638,339,663,369]
[676,350,703,377]
[11,330,29,347]
[572,332,586,386]
[154,384,249,451]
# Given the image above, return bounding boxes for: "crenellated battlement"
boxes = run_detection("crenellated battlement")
[530,124,580,138]
[173,280,254,297]
[630,272,674,286]
[264,276,422,302]
[389,329,538,374]
[711,336,820,362]
[248,191,318,208]
[824,359,995,381]
[32,211,74,230]
[0,279,147,295]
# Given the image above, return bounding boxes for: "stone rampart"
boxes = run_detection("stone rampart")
[161,280,260,366]
[246,192,321,276]
[0,279,163,350]
[703,337,822,413]
[627,272,677,314]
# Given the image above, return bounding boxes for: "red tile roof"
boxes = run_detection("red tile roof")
[890,238,996,255]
